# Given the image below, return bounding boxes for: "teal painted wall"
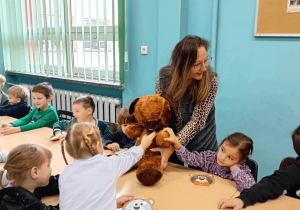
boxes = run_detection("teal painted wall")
[1,0,300,181]
[214,0,300,181]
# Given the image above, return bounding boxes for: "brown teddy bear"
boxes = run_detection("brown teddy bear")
[125,94,173,186]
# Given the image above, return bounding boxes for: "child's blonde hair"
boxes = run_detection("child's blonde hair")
[7,85,29,101]
[0,144,52,188]
[117,106,137,126]
[61,122,101,165]
[0,74,6,83]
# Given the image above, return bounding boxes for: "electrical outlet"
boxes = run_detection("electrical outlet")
[141,46,148,54]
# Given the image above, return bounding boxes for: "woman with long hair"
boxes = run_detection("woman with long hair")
[153,35,218,169]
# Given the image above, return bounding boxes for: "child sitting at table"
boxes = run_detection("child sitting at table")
[0,82,59,135]
[102,106,137,155]
[51,95,111,141]
[0,85,31,119]
[0,144,60,209]
[59,122,156,210]
[217,125,300,210]
[163,128,256,192]
[0,74,8,105]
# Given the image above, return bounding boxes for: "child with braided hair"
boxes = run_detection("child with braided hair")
[59,122,156,210]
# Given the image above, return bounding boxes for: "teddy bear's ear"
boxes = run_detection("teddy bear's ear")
[146,198,155,206]
[129,97,140,114]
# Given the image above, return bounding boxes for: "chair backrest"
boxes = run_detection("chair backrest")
[245,158,258,182]
[57,110,74,121]
[279,157,295,170]
[28,106,33,113]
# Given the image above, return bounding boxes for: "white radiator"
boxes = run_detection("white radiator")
[21,84,121,123]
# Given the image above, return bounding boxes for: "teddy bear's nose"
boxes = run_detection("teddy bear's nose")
[144,118,163,132]
[133,207,140,210]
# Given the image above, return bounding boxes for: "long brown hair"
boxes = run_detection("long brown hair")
[163,35,216,107]
[0,144,52,188]
[61,122,101,165]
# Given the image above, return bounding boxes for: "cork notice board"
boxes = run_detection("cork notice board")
[255,0,300,36]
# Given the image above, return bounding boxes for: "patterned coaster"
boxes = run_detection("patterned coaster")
[123,198,155,210]
[189,173,215,186]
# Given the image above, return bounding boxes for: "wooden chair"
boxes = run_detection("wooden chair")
[279,157,295,170]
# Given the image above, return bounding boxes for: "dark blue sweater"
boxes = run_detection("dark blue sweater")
[0,100,31,119]
[238,156,300,207]
[102,130,137,149]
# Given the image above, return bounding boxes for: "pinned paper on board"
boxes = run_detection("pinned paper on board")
[287,0,300,13]
[189,173,215,186]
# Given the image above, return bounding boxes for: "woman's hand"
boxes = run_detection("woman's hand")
[116,194,135,208]
[107,143,120,152]
[217,198,244,210]
[0,127,21,135]
[151,145,175,169]
[163,127,181,150]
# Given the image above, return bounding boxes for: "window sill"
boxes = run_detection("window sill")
[6,71,124,90]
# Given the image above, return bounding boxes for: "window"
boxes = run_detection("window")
[0,0,125,85]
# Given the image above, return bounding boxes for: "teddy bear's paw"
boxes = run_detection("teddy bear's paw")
[124,124,143,139]
[156,130,172,147]
[137,168,163,186]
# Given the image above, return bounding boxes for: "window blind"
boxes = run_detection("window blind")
[0,0,125,84]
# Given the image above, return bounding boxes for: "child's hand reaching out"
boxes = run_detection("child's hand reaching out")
[0,127,20,135]
[139,132,157,151]
[116,194,135,208]
[107,143,120,152]
[0,123,13,128]
[48,131,64,141]
[163,127,181,150]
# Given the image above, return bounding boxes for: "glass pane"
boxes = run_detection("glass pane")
[72,40,119,72]
[40,0,62,28]
[42,40,64,67]
[70,0,117,27]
